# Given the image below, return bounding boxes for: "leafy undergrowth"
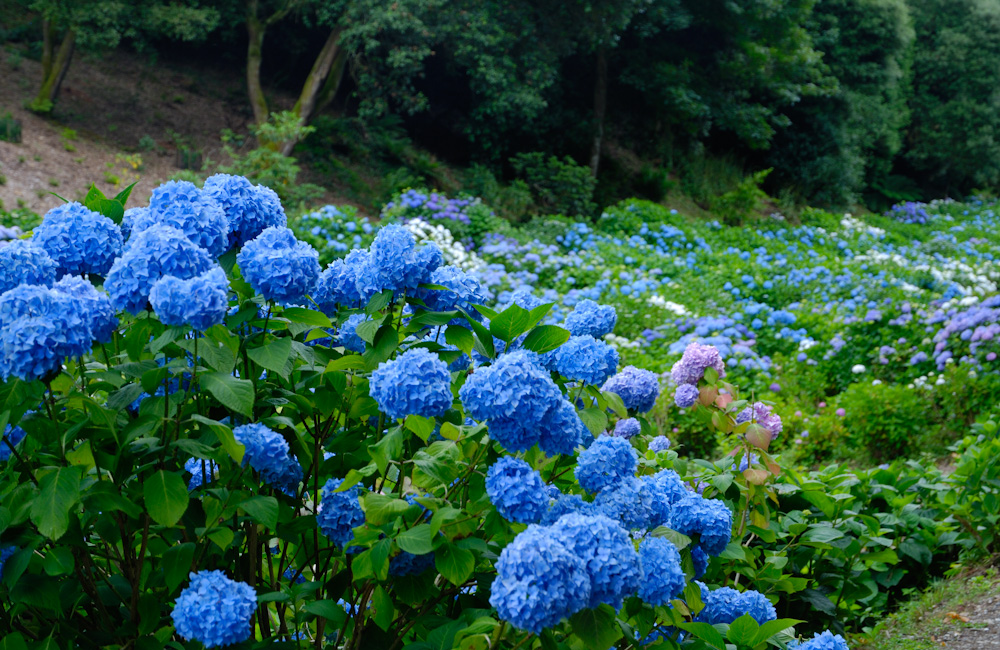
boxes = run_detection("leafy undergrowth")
[856,568,1000,650]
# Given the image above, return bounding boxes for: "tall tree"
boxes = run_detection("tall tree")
[23,0,219,114]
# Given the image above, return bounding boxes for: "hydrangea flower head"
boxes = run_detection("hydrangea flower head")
[141,180,230,257]
[674,383,700,409]
[637,536,685,605]
[740,590,777,625]
[692,545,708,578]
[316,249,369,312]
[565,299,617,338]
[369,347,452,419]
[550,513,641,609]
[736,402,783,440]
[0,420,28,462]
[575,436,638,494]
[105,224,214,313]
[237,227,320,305]
[459,350,564,452]
[120,206,146,240]
[184,457,219,491]
[362,224,441,294]
[542,491,598,525]
[670,496,733,556]
[203,173,287,247]
[52,275,117,343]
[649,435,671,452]
[389,550,435,576]
[538,398,588,455]
[789,630,850,650]
[695,583,744,624]
[337,313,370,353]
[601,366,660,413]
[613,418,641,439]
[421,265,490,314]
[149,267,229,331]
[0,546,15,579]
[544,335,619,385]
[171,570,257,648]
[486,457,549,523]
[671,342,726,386]
[32,202,123,277]
[489,525,591,633]
[317,478,365,548]
[232,423,302,493]
[0,239,57,294]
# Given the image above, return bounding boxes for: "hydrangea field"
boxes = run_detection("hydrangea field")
[1,177,998,650]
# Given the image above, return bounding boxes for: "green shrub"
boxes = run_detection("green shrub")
[841,382,929,461]
[711,169,773,226]
[510,152,597,218]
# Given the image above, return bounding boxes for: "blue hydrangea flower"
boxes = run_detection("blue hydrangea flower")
[489,525,591,633]
[541,491,598,525]
[184,457,219,490]
[337,313,369,353]
[0,284,97,381]
[638,536,685,605]
[0,419,28,461]
[232,423,303,493]
[544,335,619,386]
[105,225,214,314]
[361,224,441,294]
[601,366,660,413]
[0,239,57,294]
[149,267,230,331]
[613,418,640,439]
[594,471,681,531]
[671,342,726,386]
[0,546,17,579]
[692,545,708,578]
[460,350,564,452]
[649,435,671,452]
[551,513,641,610]
[140,180,230,257]
[389,550,435,576]
[740,590,777,624]
[369,347,452,419]
[237,227,320,305]
[32,202,123,277]
[53,275,117,343]
[486,457,549,523]
[203,174,287,248]
[565,299,617,338]
[789,630,850,650]
[120,206,147,240]
[421,265,490,314]
[538,398,588,455]
[575,436,637,494]
[674,384,700,409]
[736,402,783,440]
[695,583,744,624]
[317,478,365,549]
[670,496,733,556]
[171,570,257,648]
[315,249,368,312]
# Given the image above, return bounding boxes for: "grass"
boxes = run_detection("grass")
[854,567,999,650]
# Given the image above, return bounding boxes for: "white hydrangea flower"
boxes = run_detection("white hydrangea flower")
[851,364,866,374]
[403,218,485,271]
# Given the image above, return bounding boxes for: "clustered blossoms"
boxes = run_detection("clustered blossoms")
[171,571,257,648]
[369,347,453,419]
[232,423,303,494]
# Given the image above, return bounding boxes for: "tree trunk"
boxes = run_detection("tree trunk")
[246,10,270,129]
[589,47,608,178]
[278,29,347,156]
[31,23,75,114]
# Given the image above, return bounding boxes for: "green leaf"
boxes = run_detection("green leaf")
[247,336,293,379]
[0,633,28,650]
[363,324,401,369]
[355,318,380,344]
[200,372,255,418]
[489,304,534,343]
[368,427,403,476]
[396,524,434,555]
[106,383,145,411]
[602,390,628,418]
[802,525,845,544]
[305,600,348,626]
[434,542,475,586]
[191,414,244,464]
[143,470,190,527]
[282,307,332,328]
[366,290,394,315]
[408,310,459,328]
[241,496,279,529]
[30,466,83,540]
[463,313,494,359]
[727,614,759,645]
[363,492,412,526]
[569,605,623,650]
[405,415,437,442]
[113,180,139,205]
[521,325,571,354]
[649,526,692,550]
[41,546,74,577]
[444,325,474,355]
[753,619,803,645]
[161,543,196,593]
[577,407,608,436]
[676,622,725,650]
[371,585,395,631]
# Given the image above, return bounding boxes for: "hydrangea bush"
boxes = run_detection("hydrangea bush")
[0,174,858,650]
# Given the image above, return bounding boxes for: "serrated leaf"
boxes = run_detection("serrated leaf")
[240,496,279,528]
[676,622,725,650]
[282,307,332,328]
[247,336,293,379]
[727,614,759,645]
[30,466,83,540]
[200,372,254,417]
[143,470,189,527]
[161,543,196,593]
[569,605,623,650]
[521,324,571,354]
[444,326,474,356]
[578,407,608,435]
[434,542,474,586]
[489,304,534,343]
[363,492,411,526]
[753,618,804,645]
[396,524,434,555]
[191,414,244,464]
